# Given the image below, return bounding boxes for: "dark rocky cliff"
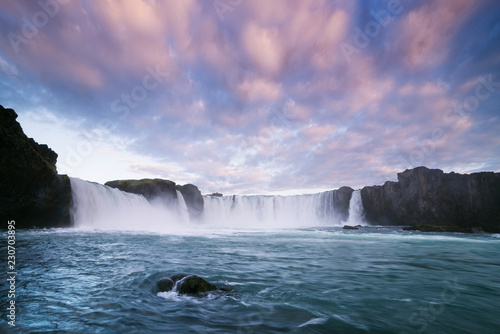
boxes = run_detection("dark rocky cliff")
[105,179,178,206]
[361,167,500,232]
[105,179,204,220]
[331,186,354,222]
[0,105,72,228]
[175,184,204,219]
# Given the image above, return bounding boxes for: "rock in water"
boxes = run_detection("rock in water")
[156,277,175,292]
[156,274,217,295]
[402,225,483,233]
[176,275,217,295]
[343,225,359,230]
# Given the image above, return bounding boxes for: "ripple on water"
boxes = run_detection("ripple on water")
[4,228,500,333]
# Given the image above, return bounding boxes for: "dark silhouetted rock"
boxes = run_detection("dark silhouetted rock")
[176,275,217,295]
[361,167,500,232]
[402,225,483,233]
[343,225,359,230]
[0,105,71,228]
[105,179,204,220]
[169,274,188,283]
[156,277,175,292]
[176,184,204,220]
[208,192,223,197]
[156,274,217,295]
[332,186,354,222]
[105,178,178,207]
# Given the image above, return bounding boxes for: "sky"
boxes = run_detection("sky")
[1,0,499,195]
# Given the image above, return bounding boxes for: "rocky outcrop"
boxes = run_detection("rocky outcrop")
[402,225,483,233]
[176,184,204,219]
[105,179,178,207]
[331,186,354,222]
[105,179,204,220]
[361,167,500,232]
[343,225,360,230]
[0,105,71,228]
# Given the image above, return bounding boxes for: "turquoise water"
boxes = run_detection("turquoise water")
[1,226,500,333]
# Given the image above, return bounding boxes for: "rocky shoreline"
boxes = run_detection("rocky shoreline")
[1,104,499,232]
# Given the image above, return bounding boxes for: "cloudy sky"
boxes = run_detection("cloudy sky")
[1,0,499,195]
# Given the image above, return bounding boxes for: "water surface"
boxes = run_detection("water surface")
[1,226,499,333]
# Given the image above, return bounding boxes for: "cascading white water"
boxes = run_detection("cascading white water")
[176,190,190,224]
[203,192,341,228]
[70,178,187,232]
[70,178,366,231]
[346,190,365,225]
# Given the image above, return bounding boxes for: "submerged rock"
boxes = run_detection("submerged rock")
[156,274,218,295]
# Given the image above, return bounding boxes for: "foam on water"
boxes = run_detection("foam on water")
[299,317,328,327]
[156,291,200,303]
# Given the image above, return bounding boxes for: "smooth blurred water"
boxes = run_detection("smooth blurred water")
[1,226,500,333]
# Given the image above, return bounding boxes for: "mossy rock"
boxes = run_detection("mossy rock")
[156,274,218,295]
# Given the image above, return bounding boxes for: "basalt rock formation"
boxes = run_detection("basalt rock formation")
[105,179,204,220]
[105,179,178,207]
[175,184,204,219]
[0,105,71,228]
[331,186,354,222]
[360,167,500,232]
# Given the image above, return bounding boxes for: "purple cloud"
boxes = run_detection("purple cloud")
[1,0,499,194]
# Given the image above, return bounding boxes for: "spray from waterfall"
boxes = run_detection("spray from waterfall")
[70,178,186,232]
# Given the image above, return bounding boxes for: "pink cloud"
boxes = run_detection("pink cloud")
[395,0,476,70]
[236,76,282,102]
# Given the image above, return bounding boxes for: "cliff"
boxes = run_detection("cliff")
[0,105,72,228]
[361,167,500,232]
[331,186,354,222]
[105,179,204,220]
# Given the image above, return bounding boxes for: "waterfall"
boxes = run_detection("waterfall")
[70,178,361,230]
[176,190,190,223]
[202,191,342,228]
[346,190,365,225]
[70,178,187,232]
